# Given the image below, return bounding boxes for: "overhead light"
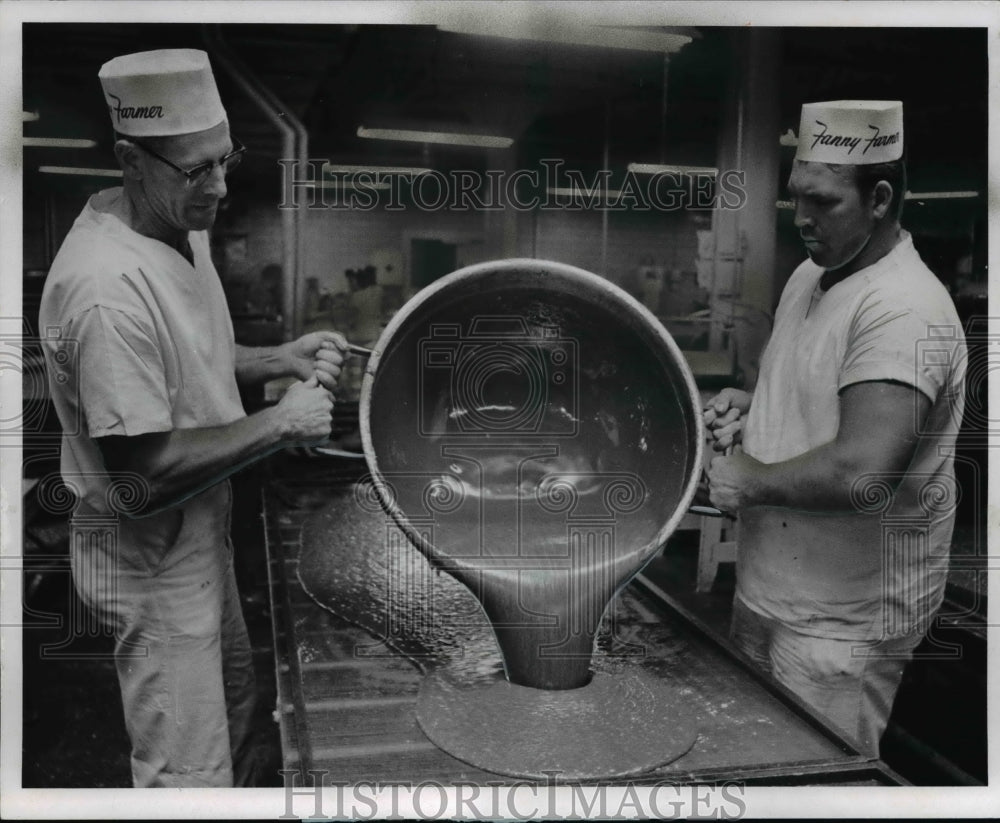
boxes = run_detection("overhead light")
[905,190,978,200]
[547,186,627,200]
[24,137,98,149]
[22,111,39,122]
[357,126,513,149]
[323,163,432,177]
[305,180,391,191]
[777,191,979,209]
[438,22,691,53]
[628,163,717,176]
[38,166,122,177]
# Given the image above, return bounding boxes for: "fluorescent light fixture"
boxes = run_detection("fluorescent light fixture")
[778,192,978,210]
[22,110,39,122]
[305,180,391,191]
[904,190,978,200]
[547,186,627,200]
[438,22,691,53]
[323,163,432,177]
[38,166,123,177]
[628,163,717,176]
[357,126,513,149]
[778,192,979,209]
[24,137,98,149]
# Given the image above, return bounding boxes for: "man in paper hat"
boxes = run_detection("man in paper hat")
[703,101,966,754]
[40,49,349,787]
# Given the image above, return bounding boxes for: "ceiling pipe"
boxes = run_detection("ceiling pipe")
[202,24,307,341]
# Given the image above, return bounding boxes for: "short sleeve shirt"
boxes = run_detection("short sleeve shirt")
[39,188,246,513]
[738,233,966,639]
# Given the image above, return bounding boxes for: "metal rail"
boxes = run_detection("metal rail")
[263,499,316,780]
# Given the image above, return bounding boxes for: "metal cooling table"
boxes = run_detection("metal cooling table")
[263,465,906,786]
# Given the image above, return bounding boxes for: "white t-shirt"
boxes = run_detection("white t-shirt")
[739,232,966,640]
[39,188,246,515]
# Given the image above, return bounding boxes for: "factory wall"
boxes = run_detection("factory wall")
[300,205,485,294]
[24,161,980,393]
[532,207,701,292]
[211,187,711,346]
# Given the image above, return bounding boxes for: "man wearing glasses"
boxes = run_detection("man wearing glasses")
[39,49,346,787]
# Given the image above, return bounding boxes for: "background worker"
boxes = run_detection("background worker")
[39,48,346,787]
[705,100,966,754]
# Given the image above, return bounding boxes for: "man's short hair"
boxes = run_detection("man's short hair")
[851,158,907,221]
[114,130,171,152]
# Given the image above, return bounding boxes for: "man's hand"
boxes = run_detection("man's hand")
[703,387,752,452]
[275,375,335,445]
[283,331,347,392]
[707,450,764,513]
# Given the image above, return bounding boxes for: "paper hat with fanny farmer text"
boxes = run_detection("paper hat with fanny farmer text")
[99,49,227,137]
[795,100,903,164]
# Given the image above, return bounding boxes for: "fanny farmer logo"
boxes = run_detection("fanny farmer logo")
[106,92,164,125]
[810,120,901,156]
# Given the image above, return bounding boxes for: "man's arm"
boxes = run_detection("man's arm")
[234,344,287,385]
[97,376,333,516]
[708,380,931,513]
[235,330,347,390]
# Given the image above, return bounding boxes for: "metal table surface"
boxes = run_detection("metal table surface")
[263,464,906,787]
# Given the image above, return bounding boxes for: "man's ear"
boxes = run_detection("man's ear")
[871,179,894,220]
[113,140,143,181]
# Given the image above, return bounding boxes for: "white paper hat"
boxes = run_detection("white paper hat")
[795,100,903,164]
[99,49,227,137]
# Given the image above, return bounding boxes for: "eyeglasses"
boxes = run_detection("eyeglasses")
[129,136,246,187]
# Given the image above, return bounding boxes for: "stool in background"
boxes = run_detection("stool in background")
[694,418,739,593]
[696,512,738,593]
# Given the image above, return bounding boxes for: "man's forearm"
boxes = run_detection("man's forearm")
[235,343,291,386]
[714,382,929,514]
[744,439,880,512]
[101,406,290,516]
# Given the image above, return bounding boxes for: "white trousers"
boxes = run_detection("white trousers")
[70,483,257,787]
[730,596,925,755]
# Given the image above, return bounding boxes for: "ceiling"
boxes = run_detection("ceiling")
[21,23,988,194]
[23,23,722,174]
